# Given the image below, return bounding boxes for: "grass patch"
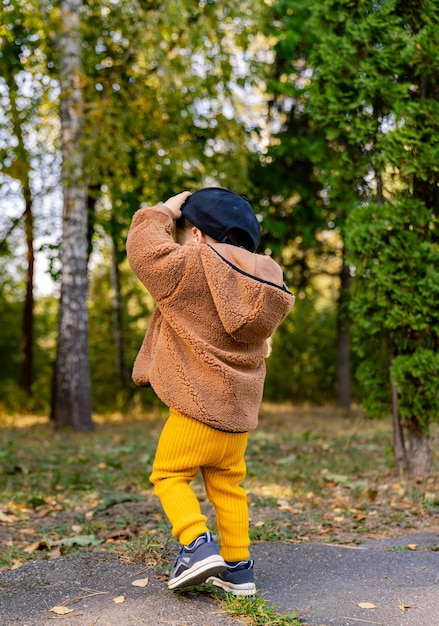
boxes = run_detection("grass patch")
[1,405,438,624]
[215,593,301,625]
[0,404,438,575]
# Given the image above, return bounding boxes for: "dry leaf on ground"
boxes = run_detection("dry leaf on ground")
[35,503,63,518]
[112,595,125,604]
[50,606,73,615]
[23,540,50,554]
[358,602,378,609]
[0,511,16,524]
[399,604,415,612]
[132,578,149,587]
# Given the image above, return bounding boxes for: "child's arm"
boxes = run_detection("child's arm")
[126,194,190,299]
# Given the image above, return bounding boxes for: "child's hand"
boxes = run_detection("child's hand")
[164,191,192,219]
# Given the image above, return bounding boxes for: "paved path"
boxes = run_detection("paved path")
[0,532,438,626]
[256,533,439,626]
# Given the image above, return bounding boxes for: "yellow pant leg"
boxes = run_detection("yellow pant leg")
[150,409,250,557]
[202,457,250,562]
[150,411,209,546]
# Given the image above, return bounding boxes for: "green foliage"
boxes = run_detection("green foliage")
[269,0,439,446]
[0,290,56,414]
[79,0,267,224]
[87,255,153,411]
[347,199,439,430]
[2,0,438,431]
[1,0,273,416]
[0,0,59,205]
[264,297,338,404]
[348,201,438,348]
[250,0,329,284]
[391,350,439,434]
[0,293,21,390]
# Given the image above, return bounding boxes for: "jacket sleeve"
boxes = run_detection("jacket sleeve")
[126,205,188,301]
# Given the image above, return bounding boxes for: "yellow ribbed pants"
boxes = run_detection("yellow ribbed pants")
[150,409,250,562]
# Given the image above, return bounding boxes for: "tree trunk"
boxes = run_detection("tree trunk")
[336,247,351,409]
[405,420,432,479]
[51,0,93,430]
[389,347,407,472]
[391,379,407,472]
[109,231,128,388]
[8,85,35,395]
[21,193,34,394]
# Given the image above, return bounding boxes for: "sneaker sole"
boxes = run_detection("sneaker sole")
[168,555,227,590]
[208,576,256,596]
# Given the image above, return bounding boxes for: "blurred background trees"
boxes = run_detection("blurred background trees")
[0,0,437,476]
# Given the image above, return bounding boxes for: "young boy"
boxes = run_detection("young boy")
[126,187,295,595]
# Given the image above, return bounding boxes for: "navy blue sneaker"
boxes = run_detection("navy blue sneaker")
[208,558,255,596]
[168,532,226,590]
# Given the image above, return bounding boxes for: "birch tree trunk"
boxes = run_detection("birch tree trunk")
[51,0,93,430]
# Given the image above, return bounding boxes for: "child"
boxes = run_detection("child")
[126,187,295,595]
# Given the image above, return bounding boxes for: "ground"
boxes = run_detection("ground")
[1,404,438,572]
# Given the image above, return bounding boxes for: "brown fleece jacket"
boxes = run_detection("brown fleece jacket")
[126,205,295,432]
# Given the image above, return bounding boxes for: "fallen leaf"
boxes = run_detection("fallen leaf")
[132,578,149,587]
[50,547,62,559]
[399,604,415,612]
[105,529,134,541]
[392,483,405,495]
[277,499,294,511]
[406,544,417,551]
[0,510,16,524]
[50,606,73,615]
[35,503,63,518]
[24,540,50,554]
[112,595,125,604]
[358,602,378,609]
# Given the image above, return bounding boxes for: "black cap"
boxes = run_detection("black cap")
[181,187,260,252]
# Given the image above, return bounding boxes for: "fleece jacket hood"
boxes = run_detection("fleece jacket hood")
[200,244,293,344]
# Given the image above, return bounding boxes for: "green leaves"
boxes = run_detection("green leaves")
[287,0,439,454]
[391,350,439,433]
[347,197,439,438]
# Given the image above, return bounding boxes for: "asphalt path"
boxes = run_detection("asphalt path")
[0,532,438,626]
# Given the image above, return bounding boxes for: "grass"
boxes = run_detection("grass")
[1,403,438,625]
[216,593,300,625]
